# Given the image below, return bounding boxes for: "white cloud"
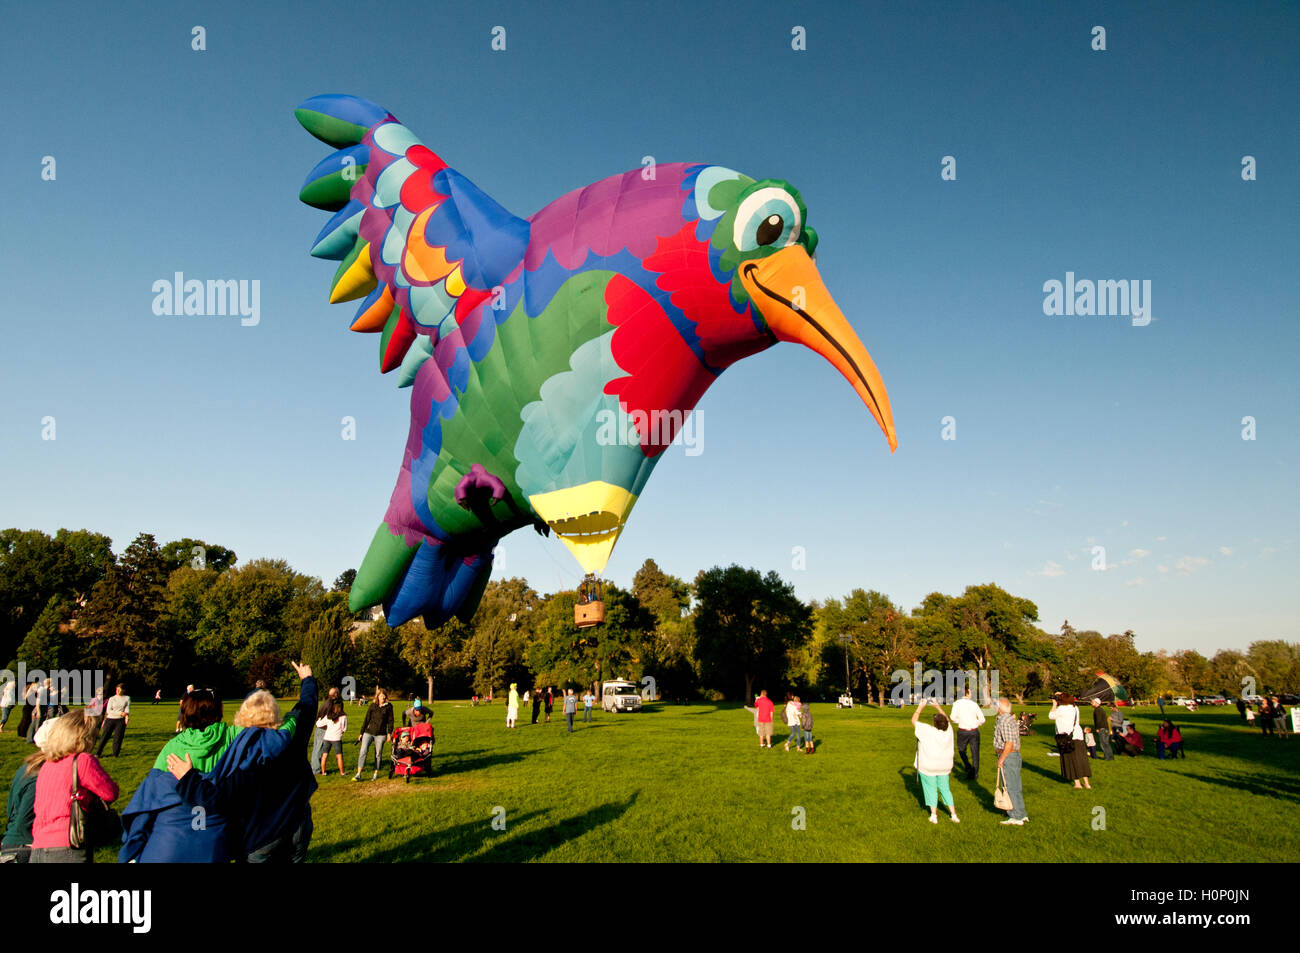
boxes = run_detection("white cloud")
[1125,577,1146,588]
[1130,548,1151,559]
[1218,546,1233,556]
[1032,561,1065,578]
[1156,564,1170,574]
[1156,536,1167,542]
[1121,520,1129,527]
[1175,556,1210,575]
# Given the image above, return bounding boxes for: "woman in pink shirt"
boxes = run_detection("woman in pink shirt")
[30,712,119,863]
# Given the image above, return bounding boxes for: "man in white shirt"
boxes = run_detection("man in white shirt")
[949,686,986,780]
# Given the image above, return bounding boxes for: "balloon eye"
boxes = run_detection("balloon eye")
[756,214,784,246]
[732,186,801,252]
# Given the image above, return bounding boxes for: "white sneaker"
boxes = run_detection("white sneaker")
[929,814,938,824]
[950,814,960,824]
[1001,818,1025,826]
[372,771,378,780]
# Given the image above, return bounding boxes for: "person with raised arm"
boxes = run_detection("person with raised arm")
[167,661,318,862]
[911,698,959,824]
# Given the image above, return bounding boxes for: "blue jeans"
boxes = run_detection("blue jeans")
[1156,740,1182,759]
[1000,750,1027,820]
[357,733,385,774]
[31,846,91,863]
[566,711,575,732]
[583,705,592,722]
[787,724,802,746]
[1096,729,1114,760]
[310,726,326,774]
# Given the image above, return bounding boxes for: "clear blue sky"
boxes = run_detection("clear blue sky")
[1,1,1296,655]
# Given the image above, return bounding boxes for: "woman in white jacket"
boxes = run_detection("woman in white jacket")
[911,699,960,824]
[784,696,802,751]
[1049,693,1093,789]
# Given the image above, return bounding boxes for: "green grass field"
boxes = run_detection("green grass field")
[3,700,1297,862]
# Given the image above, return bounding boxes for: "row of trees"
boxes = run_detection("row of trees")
[3,527,1297,702]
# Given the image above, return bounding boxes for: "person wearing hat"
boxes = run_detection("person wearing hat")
[506,683,520,729]
[405,697,431,725]
[1089,698,1115,760]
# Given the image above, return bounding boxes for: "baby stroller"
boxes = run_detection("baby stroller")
[388,722,435,782]
[1018,712,1037,736]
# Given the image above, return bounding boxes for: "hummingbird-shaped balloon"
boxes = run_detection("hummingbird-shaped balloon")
[295,94,897,627]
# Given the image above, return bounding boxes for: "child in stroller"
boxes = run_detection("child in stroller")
[389,722,435,782]
[1017,712,1037,736]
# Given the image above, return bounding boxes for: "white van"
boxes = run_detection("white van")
[602,680,642,713]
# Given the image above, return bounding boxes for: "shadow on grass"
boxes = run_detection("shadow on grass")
[898,767,928,812]
[899,767,982,815]
[471,792,640,862]
[309,808,547,863]
[310,793,640,862]
[1021,760,1066,783]
[434,748,541,778]
[956,773,997,814]
[1172,767,1300,804]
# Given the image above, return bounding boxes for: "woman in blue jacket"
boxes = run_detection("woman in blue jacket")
[168,662,318,862]
[119,690,239,862]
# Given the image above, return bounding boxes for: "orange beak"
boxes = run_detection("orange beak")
[739,245,898,452]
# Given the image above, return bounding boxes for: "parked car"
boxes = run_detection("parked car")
[1276,693,1300,706]
[1195,695,1227,706]
[1171,697,1195,707]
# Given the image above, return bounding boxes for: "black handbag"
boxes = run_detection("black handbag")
[1055,708,1079,754]
[68,755,122,850]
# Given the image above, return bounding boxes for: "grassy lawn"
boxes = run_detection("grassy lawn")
[3,700,1297,862]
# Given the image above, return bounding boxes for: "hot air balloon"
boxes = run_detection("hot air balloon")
[295,94,897,628]
[1079,672,1130,706]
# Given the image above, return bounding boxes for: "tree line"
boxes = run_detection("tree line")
[2,527,1297,703]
